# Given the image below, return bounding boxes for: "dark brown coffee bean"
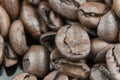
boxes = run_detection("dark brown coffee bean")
[50,48,90,78]
[20,1,41,39]
[0,0,20,19]
[78,2,109,29]
[106,44,120,80]
[40,32,56,52]
[0,5,10,38]
[23,45,49,78]
[9,20,27,56]
[55,60,90,78]
[56,24,91,61]
[13,72,37,80]
[43,70,69,80]
[112,0,120,17]
[97,11,119,42]
[48,0,87,20]
[4,44,18,67]
[39,1,63,31]
[90,64,111,80]
[0,35,4,65]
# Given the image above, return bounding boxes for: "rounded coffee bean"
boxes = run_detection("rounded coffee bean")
[48,0,87,20]
[90,64,111,80]
[56,24,91,61]
[0,35,4,65]
[23,45,49,78]
[9,20,27,56]
[112,0,120,17]
[0,0,20,19]
[78,2,109,29]
[20,1,41,39]
[0,5,10,38]
[97,11,119,42]
[43,70,69,80]
[13,72,37,80]
[40,32,56,52]
[106,44,120,80]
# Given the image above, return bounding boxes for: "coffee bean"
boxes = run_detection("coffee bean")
[90,64,111,80]
[56,24,91,61]
[0,5,10,38]
[106,44,120,80]
[48,0,87,20]
[112,0,120,18]
[13,72,37,80]
[9,20,27,56]
[78,2,109,29]
[0,0,20,19]
[23,45,49,78]
[97,11,119,42]
[20,0,41,39]
[40,32,56,52]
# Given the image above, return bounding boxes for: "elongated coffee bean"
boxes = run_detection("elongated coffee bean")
[9,20,27,55]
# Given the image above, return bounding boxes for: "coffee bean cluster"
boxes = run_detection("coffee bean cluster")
[0,0,119,80]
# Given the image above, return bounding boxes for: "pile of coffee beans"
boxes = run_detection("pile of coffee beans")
[0,0,120,80]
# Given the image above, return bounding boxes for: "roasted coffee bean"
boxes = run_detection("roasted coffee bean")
[23,45,49,78]
[4,44,18,67]
[90,64,111,80]
[43,70,69,80]
[54,60,90,78]
[91,38,113,62]
[0,5,10,38]
[112,0,120,17]
[9,20,27,56]
[40,32,56,52]
[39,1,63,31]
[56,24,91,61]
[50,49,90,78]
[106,44,120,80]
[13,72,37,80]
[97,11,119,42]
[48,0,87,20]
[20,1,41,39]
[0,35,4,65]
[0,0,20,19]
[91,38,111,55]
[78,2,109,29]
